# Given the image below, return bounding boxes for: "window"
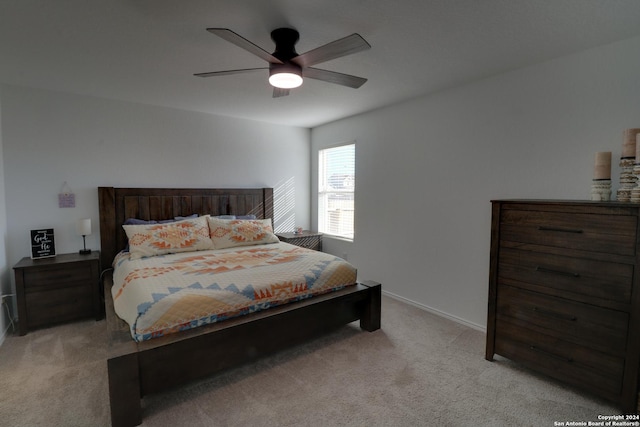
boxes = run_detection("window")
[318,143,355,240]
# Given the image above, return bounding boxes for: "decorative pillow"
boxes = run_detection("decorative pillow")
[174,214,198,221]
[236,214,257,220]
[207,217,279,249]
[124,214,197,225]
[123,216,213,259]
[124,218,157,225]
[122,215,199,251]
[208,214,256,220]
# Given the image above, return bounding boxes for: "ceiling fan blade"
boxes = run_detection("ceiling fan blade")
[292,33,370,67]
[303,67,368,89]
[194,67,267,77]
[272,87,290,98]
[207,28,283,64]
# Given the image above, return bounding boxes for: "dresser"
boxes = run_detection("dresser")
[276,231,323,251]
[14,252,101,335]
[486,200,640,413]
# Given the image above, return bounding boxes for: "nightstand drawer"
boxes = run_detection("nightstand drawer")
[290,238,320,250]
[25,286,94,327]
[277,232,323,251]
[23,264,93,292]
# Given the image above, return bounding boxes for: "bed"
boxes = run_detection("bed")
[98,187,381,427]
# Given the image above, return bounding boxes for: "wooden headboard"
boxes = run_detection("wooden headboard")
[98,187,274,268]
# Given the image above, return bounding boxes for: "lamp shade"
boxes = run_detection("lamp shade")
[76,218,92,236]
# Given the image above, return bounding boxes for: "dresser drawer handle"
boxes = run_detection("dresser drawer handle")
[533,306,577,321]
[537,226,583,234]
[530,345,574,363]
[535,266,580,278]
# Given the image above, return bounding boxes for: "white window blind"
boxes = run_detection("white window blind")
[318,143,355,240]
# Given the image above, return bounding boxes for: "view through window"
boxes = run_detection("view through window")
[318,143,355,240]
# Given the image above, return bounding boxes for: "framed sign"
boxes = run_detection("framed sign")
[30,229,56,259]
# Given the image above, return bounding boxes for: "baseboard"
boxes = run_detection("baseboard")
[0,295,16,348]
[0,326,7,348]
[381,289,486,333]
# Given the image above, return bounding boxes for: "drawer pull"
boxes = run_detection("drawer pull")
[535,266,580,278]
[537,226,583,234]
[529,345,574,363]
[533,306,577,322]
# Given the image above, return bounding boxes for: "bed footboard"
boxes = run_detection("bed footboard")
[105,274,381,427]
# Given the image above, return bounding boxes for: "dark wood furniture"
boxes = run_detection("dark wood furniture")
[486,200,640,414]
[13,251,101,335]
[276,230,323,251]
[98,187,381,427]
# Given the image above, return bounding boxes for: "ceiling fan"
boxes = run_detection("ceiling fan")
[195,28,371,98]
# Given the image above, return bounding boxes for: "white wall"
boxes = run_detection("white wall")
[312,35,640,330]
[0,90,11,344]
[1,85,311,278]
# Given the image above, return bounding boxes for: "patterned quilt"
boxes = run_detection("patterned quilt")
[112,242,357,341]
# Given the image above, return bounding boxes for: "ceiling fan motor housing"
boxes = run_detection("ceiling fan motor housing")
[268,28,303,88]
[270,28,300,61]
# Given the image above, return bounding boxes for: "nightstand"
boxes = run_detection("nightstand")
[277,231,323,251]
[13,252,101,335]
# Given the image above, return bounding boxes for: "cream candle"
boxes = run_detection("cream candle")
[623,128,640,158]
[629,128,640,161]
[594,151,611,180]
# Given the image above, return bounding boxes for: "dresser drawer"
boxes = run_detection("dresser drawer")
[25,285,94,327]
[497,285,629,355]
[495,321,624,398]
[23,263,93,292]
[500,209,637,256]
[498,247,633,305]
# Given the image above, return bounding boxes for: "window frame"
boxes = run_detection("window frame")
[317,142,355,241]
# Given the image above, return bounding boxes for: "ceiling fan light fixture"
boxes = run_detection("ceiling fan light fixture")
[269,64,303,89]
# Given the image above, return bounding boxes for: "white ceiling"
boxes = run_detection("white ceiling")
[1,0,640,128]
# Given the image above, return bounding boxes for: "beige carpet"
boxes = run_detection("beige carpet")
[0,296,618,426]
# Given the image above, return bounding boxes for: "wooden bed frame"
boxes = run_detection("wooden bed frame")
[98,187,382,427]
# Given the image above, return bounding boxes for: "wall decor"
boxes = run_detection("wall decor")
[30,228,56,259]
[58,181,75,208]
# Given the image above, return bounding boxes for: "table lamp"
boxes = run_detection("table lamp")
[76,218,92,255]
